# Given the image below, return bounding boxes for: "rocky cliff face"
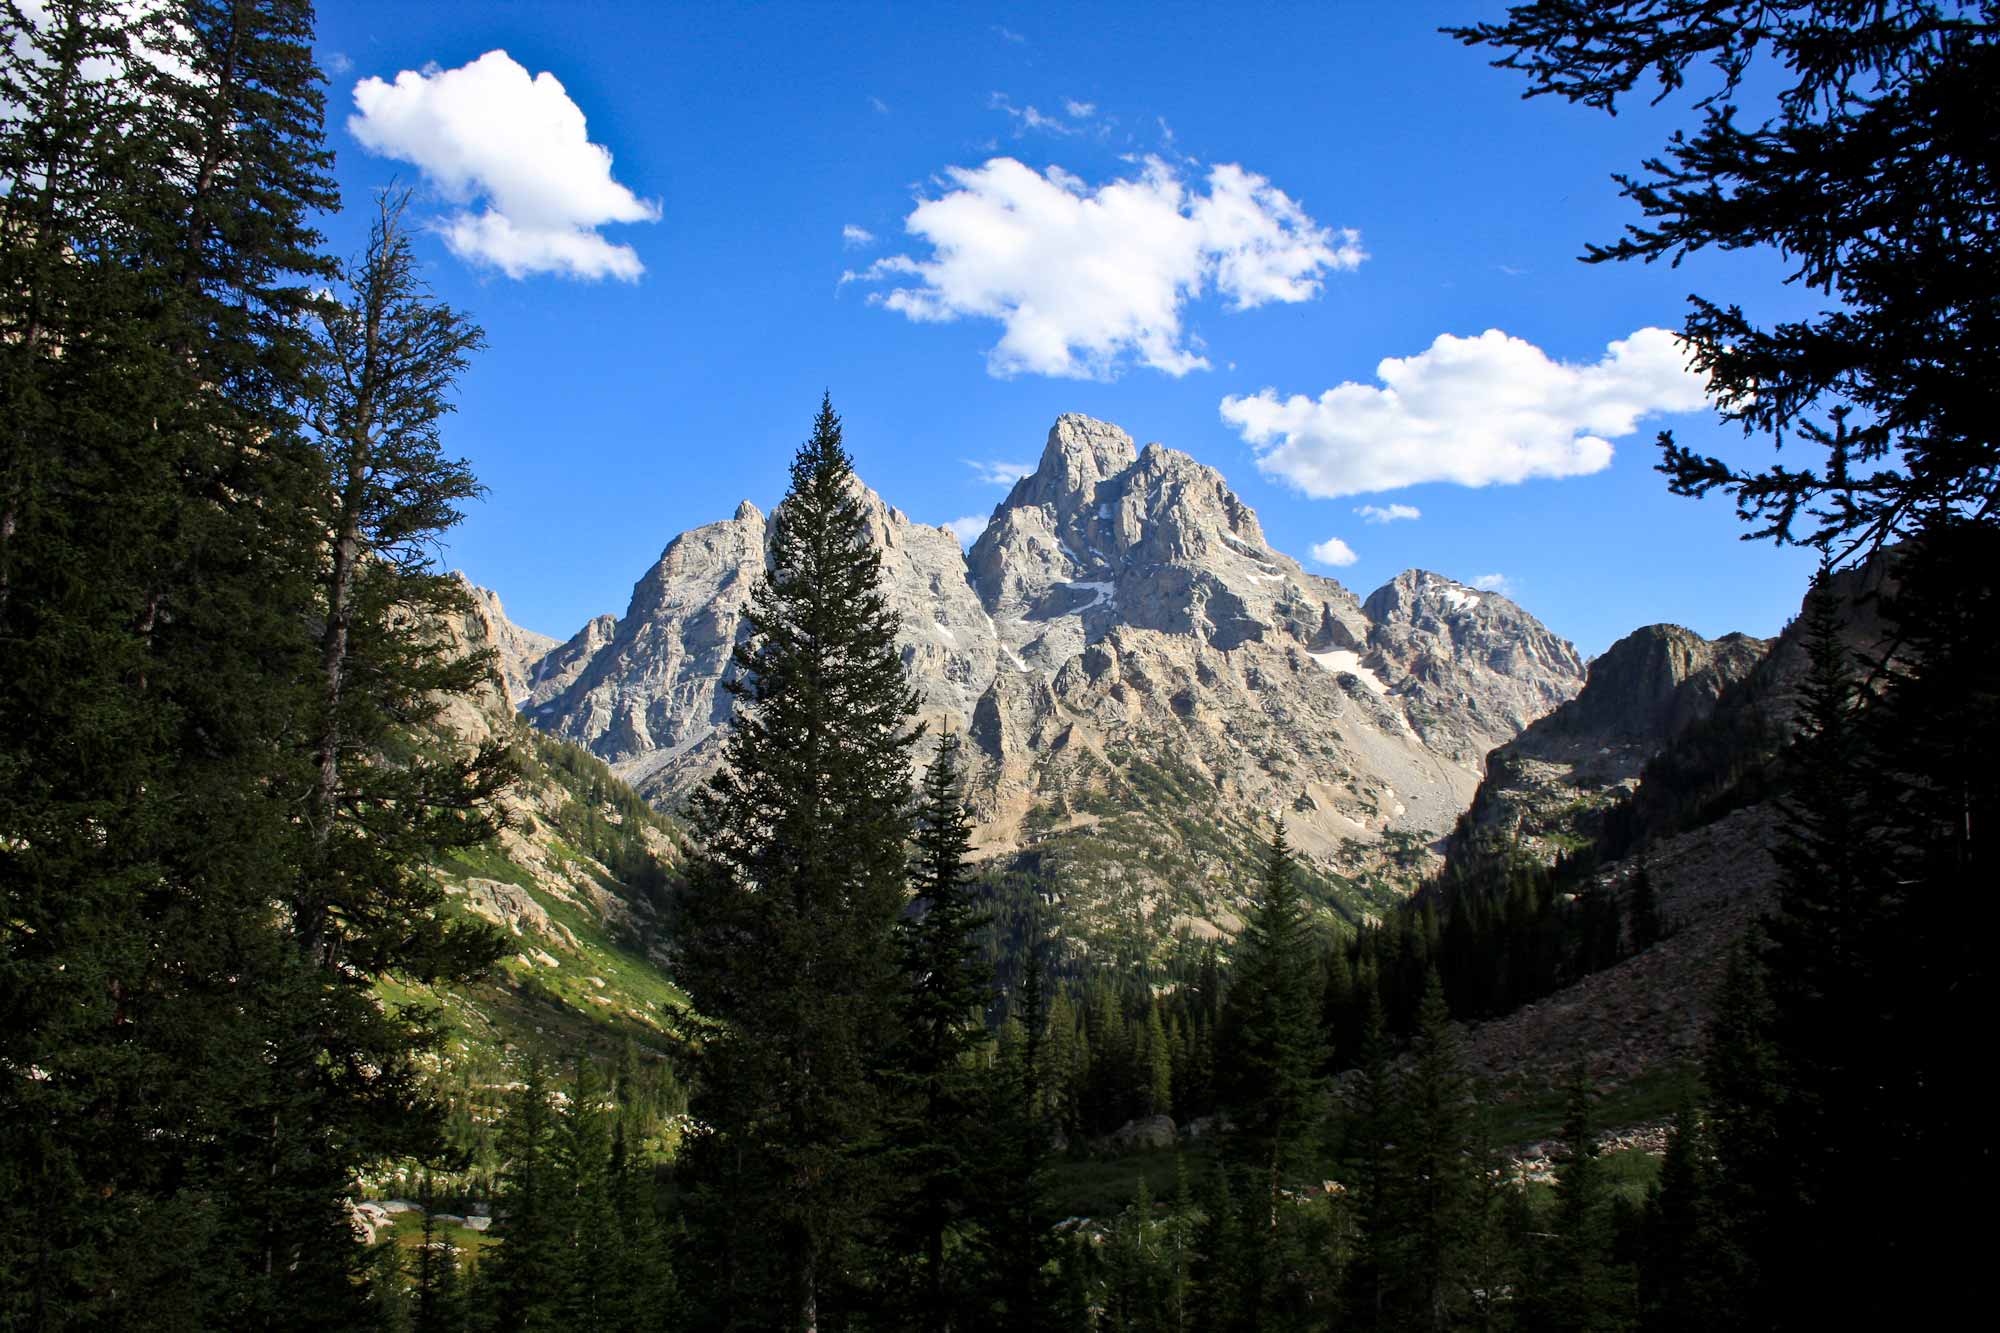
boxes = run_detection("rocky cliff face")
[456,579,560,708]
[1450,623,1770,863]
[494,414,1590,958]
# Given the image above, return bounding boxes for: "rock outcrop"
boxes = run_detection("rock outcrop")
[1451,623,1770,863]
[454,577,561,709]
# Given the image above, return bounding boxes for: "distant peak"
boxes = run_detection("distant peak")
[733,499,763,523]
[1041,414,1136,477]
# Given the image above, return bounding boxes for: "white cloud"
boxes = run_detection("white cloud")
[965,459,1035,487]
[1064,98,1096,119]
[324,51,353,76]
[1356,503,1421,524]
[1220,327,1710,497]
[348,50,659,281]
[1310,537,1359,568]
[842,224,875,248]
[1472,573,1513,594]
[944,515,990,546]
[857,156,1362,379]
[994,25,1026,44]
[869,95,890,114]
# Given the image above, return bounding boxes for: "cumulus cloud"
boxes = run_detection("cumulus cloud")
[1220,327,1709,498]
[348,50,659,281]
[1472,573,1513,594]
[842,224,875,248]
[1310,537,1359,568]
[1356,503,1421,524]
[855,156,1362,378]
[944,515,990,546]
[966,459,1035,487]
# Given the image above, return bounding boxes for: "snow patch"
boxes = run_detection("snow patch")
[932,621,957,643]
[1066,580,1117,613]
[1307,650,1389,695]
[1435,585,1479,613]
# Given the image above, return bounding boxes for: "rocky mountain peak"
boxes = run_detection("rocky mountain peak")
[1360,570,1587,760]
[1551,623,1768,742]
[511,412,1595,954]
[1450,621,1771,864]
[452,576,559,708]
[1009,413,1139,513]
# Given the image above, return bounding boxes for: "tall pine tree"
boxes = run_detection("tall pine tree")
[1217,821,1327,1209]
[884,731,992,1331]
[671,395,920,1331]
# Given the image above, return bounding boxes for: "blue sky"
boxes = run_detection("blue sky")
[312,1,1824,657]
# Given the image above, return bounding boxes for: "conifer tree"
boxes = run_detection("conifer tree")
[962,929,1064,1330]
[413,1175,468,1333]
[1219,822,1327,1210]
[1523,1068,1634,1332]
[885,731,992,1331]
[486,1062,561,1333]
[1628,864,1663,952]
[551,1060,618,1325]
[671,394,921,1332]
[0,2,352,1322]
[1339,987,1395,1330]
[604,1115,675,1332]
[1639,1086,1728,1332]
[1380,972,1480,1331]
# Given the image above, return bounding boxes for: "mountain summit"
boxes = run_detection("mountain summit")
[509,414,1587,954]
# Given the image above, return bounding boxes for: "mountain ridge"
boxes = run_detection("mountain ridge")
[486,413,1592,955]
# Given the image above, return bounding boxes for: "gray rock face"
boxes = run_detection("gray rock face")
[454,577,560,708]
[520,413,1591,948]
[1364,570,1587,764]
[537,502,770,793]
[524,613,617,710]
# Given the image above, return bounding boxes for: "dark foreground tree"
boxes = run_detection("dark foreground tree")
[671,396,920,1331]
[884,732,992,1330]
[0,1,345,1323]
[1452,2,2000,556]
[1218,821,1326,1210]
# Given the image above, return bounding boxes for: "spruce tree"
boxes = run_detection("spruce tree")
[1380,972,1480,1332]
[1522,1068,1634,1332]
[1218,821,1327,1209]
[1639,1086,1728,1332]
[486,1062,561,1333]
[884,731,992,1331]
[671,394,921,1331]
[0,2,346,1322]
[968,931,1059,1330]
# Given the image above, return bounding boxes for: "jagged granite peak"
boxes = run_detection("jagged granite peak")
[535,503,771,786]
[525,613,618,709]
[452,575,560,708]
[523,414,1590,955]
[970,414,1374,672]
[1360,570,1589,763]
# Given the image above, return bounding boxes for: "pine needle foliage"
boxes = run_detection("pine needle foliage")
[671,394,921,1331]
